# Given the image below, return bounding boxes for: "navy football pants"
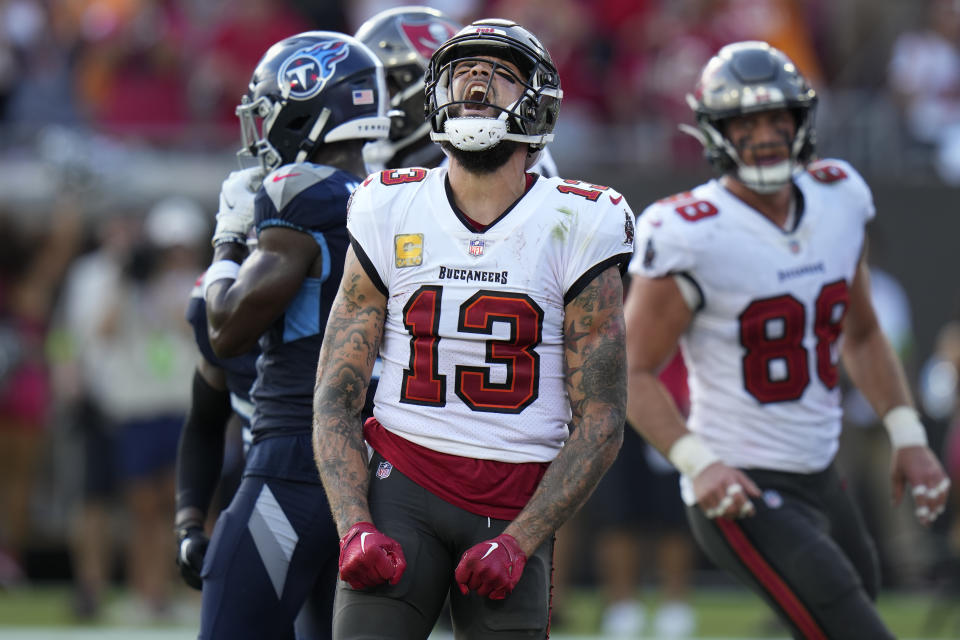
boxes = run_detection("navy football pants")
[199,474,339,639]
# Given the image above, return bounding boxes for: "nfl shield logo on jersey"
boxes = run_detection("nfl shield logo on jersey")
[376,461,393,479]
[468,238,484,257]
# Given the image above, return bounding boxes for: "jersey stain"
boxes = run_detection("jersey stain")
[552,207,576,241]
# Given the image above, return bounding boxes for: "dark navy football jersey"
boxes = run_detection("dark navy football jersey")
[249,163,360,437]
[186,280,259,416]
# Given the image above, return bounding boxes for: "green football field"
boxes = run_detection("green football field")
[1,584,957,639]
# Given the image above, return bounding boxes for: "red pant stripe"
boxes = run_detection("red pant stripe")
[716,518,826,640]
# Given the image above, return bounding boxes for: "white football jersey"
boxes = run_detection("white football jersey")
[349,167,634,463]
[629,159,875,475]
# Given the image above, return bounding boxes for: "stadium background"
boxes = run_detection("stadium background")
[0,0,959,638]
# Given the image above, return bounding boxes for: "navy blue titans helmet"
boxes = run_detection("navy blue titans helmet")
[236,31,391,172]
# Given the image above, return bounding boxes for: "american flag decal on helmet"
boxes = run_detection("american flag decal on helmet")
[352,89,374,105]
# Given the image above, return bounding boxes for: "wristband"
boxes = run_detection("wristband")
[202,260,240,300]
[668,433,720,478]
[882,406,928,450]
[212,233,249,249]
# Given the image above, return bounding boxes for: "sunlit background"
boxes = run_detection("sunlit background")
[1,0,959,638]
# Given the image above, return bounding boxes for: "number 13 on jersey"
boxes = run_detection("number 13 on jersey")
[400,285,544,413]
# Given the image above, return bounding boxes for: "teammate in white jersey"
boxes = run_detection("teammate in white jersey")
[313,19,632,639]
[625,41,950,639]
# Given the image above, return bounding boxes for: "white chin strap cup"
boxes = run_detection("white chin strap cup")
[736,159,793,193]
[443,117,508,151]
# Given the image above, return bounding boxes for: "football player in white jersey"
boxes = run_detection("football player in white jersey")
[625,41,950,639]
[356,6,561,178]
[353,7,561,432]
[312,19,633,639]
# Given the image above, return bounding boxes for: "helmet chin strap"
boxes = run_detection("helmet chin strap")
[735,159,794,193]
[722,137,795,193]
[296,108,332,163]
[442,115,509,151]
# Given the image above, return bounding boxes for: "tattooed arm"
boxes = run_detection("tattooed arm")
[312,247,386,537]
[503,266,626,556]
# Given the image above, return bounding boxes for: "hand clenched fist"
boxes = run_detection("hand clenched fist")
[338,522,407,589]
[455,533,526,600]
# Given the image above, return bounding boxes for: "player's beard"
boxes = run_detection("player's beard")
[441,139,523,174]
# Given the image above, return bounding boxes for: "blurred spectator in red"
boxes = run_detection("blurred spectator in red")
[188,0,309,143]
[484,0,611,118]
[605,0,721,165]
[710,0,825,86]
[73,0,193,144]
[0,201,81,586]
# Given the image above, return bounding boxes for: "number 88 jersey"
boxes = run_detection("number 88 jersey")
[347,166,634,463]
[629,159,875,473]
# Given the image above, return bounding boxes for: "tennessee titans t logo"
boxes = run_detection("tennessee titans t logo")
[278,40,350,100]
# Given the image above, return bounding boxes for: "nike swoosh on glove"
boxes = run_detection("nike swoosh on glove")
[455,533,527,600]
[338,521,407,589]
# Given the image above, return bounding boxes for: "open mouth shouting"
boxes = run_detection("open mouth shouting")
[463,81,493,111]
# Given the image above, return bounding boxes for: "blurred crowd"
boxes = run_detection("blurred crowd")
[0,0,959,170]
[0,0,959,635]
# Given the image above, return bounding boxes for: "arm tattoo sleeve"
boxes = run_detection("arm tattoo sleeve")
[312,266,385,536]
[508,266,626,551]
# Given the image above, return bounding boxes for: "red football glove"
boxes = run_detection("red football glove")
[455,533,527,600]
[338,522,407,589]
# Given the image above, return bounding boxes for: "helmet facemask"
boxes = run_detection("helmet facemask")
[362,63,435,169]
[689,103,816,194]
[237,94,283,173]
[429,54,557,152]
[425,20,562,159]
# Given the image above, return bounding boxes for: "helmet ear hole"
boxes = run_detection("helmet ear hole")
[286,115,311,132]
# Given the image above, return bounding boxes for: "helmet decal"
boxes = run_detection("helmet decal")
[399,20,457,61]
[278,40,350,100]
